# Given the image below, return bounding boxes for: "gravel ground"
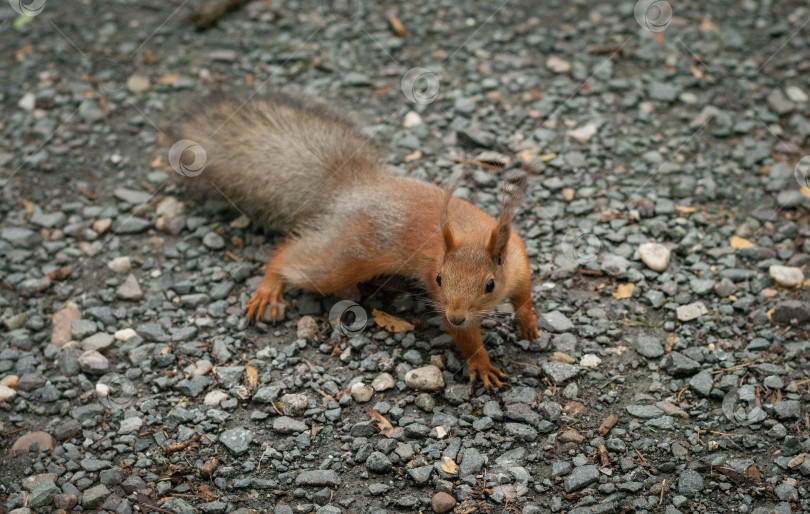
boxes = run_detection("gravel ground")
[2,0,810,513]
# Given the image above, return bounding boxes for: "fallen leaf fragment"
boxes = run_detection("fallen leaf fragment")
[372,309,415,333]
[441,456,458,475]
[367,407,394,437]
[245,365,258,390]
[612,283,634,300]
[388,14,406,37]
[730,236,754,249]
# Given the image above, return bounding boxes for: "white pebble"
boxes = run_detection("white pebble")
[638,242,671,272]
[350,382,374,403]
[18,92,36,111]
[403,111,423,128]
[567,123,597,144]
[0,384,17,403]
[580,354,601,368]
[404,365,444,392]
[546,56,571,73]
[371,372,395,392]
[108,256,131,273]
[785,86,808,103]
[114,328,138,341]
[204,390,228,407]
[769,265,804,288]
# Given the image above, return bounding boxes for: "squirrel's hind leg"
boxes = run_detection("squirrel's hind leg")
[245,237,390,322]
[245,244,292,323]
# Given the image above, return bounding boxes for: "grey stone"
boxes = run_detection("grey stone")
[219,428,254,455]
[564,465,599,492]
[635,335,664,358]
[664,352,700,377]
[541,361,580,383]
[677,469,703,497]
[295,470,340,487]
[689,371,713,397]
[28,479,59,508]
[540,311,574,332]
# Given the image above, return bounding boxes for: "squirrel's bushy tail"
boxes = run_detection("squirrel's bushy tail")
[178,94,385,231]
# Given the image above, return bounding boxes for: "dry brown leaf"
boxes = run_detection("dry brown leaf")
[158,73,180,85]
[612,283,634,300]
[441,456,459,475]
[665,333,679,353]
[22,198,34,216]
[403,150,422,163]
[675,205,696,215]
[766,307,775,323]
[801,186,810,199]
[245,365,258,389]
[788,454,806,468]
[690,64,706,81]
[699,18,717,31]
[388,14,406,37]
[367,408,394,437]
[760,288,778,298]
[730,236,754,249]
[372,309,414,333]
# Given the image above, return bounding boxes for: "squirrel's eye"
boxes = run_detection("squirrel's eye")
[485,279,495,294]
[436,273,442,287]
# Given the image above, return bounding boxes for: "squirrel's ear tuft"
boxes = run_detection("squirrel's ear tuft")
[488,172,529,264]
[439,170,466,251]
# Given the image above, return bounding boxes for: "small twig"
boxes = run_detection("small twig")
[138,502,174,514]
[450,157,503,171]
[676,386,689,403]
[3,426,29,437]
[710,362,754,374]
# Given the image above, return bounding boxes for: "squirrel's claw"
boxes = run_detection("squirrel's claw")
[468,362,507,390]
[245,286,288,323]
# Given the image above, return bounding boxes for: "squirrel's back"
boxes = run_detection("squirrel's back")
[181,94,386,231]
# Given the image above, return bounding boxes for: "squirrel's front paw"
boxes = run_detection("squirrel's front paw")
[517,323,539,342]
[516,310,539,341]
[467,356,507,390]
[245,286,288,323]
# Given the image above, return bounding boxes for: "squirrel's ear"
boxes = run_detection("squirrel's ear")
[442,218,456,250]
[487,222,510,265]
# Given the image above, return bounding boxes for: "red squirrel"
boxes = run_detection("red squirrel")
[182,94,538,388]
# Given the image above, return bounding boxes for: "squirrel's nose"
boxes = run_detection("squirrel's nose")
[448,314,466,327]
